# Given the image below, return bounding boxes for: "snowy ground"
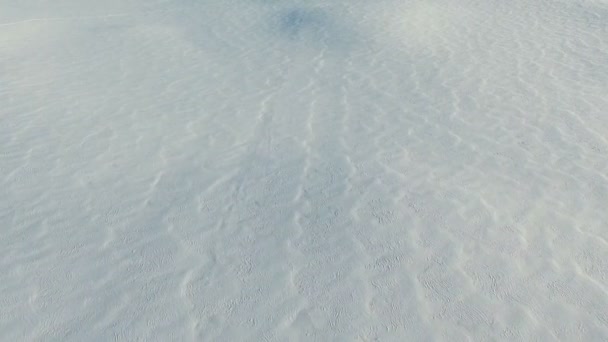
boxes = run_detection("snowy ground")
[1,0,608,340]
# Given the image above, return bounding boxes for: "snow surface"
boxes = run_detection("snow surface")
[1,0,608,340]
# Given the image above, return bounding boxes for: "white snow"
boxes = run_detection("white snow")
[1,0,608,340]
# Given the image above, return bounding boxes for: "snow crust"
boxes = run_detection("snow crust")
[2,0,608,340]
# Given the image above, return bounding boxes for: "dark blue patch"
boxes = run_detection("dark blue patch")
[279,8,327,39]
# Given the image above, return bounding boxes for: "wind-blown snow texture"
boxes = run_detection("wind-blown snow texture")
[1,0,608,340]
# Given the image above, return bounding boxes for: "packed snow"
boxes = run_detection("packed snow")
[1,0,608,340]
